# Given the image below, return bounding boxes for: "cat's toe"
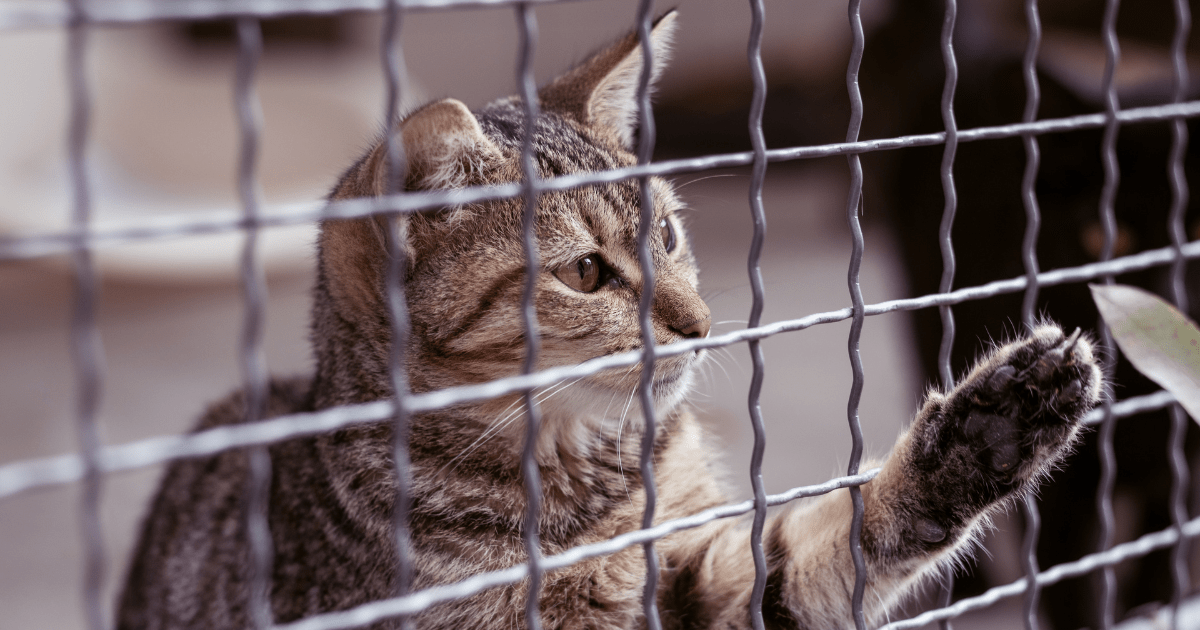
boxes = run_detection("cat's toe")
[983,324,1102,428]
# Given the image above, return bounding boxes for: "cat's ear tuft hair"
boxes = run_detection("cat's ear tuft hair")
[539,10,677,150]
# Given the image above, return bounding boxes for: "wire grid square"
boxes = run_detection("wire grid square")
[0,0,1198,629]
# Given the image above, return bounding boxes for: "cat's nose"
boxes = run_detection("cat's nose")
[673,315,711,339]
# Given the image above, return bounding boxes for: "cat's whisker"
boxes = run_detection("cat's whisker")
[449,380,578,468]
[672,172,742,191]
[702,347,738,388]
[712,319,749,328]
[700,285,749,304]
[615,385,638,505]
[442,378,582,474]
[596,388,623,443]
[594,366,637,454]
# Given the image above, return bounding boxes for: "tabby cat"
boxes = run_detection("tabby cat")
[117,11,1103,630]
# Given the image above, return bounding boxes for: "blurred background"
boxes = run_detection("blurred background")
[2,0,1200,628]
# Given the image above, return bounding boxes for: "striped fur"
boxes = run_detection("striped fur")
[116,12,1102,630]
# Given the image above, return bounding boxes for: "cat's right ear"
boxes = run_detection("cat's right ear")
[321,99,500,323]
[539,10,678,151]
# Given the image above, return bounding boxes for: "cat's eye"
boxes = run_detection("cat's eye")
[660,218,676,253]
[554,255,603,293]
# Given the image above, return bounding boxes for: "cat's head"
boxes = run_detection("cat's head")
[315,11,708,419]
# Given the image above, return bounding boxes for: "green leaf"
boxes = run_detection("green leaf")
[1090,284,1200,423]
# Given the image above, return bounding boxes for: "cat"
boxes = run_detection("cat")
[116,11,1103,630]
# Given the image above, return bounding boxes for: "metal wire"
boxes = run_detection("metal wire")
[1168,2,1192,627]
[0,0,588,31]
[65,0,106,628]
[9,100,1200,263]
[843,2,868,628]
[514,5,545,629]
[1017,3,1044,625]
[744,0,769,625]
[379,1,415,624]
[631,4,662,629]
[1019,0,1041,344]
[1095,2,1122,627]
[5,2,1200,629]
[6,239,1200,502]
[935,0,959,622]
[233,15,275,630]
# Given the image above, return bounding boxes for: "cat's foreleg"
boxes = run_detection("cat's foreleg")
[663,324,1102,629]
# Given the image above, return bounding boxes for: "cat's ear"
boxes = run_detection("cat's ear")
[395,98,502,191]
[319,99,499,324]
[539,10,677,150]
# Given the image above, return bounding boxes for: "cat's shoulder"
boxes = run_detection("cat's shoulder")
[192,376,314,432]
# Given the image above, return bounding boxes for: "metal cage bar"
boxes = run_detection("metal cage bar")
[632,3,663,629]
[1017,0,1044,627]
[232,15,276,630]
[379,1,416,626]
[744,0,770,625]
[3,1,1200,629]
[1094,1,1123,628]
[6,240,1200,500]
[514,4,546,629]
[935,0,959,621]
[10,101,1200,263]
[1168,0,1194,625]
[843,2,869,629]
[65,0,106,628]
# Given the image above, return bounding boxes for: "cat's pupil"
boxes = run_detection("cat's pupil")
[660,218,676,253]
[577,257,598,289]
[553,254,602,292]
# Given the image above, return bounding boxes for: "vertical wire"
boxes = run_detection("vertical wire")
[1095,2,1122,628]
[1019,0,1043,326]
[744,0,769,627]
[844,1,868,629]
[936,0,959,390]
[66,1,106,628]
[1018,2,1044,630]
[1166,1,1191,627]
[514,5,544,629]
[935,1,959,624]
[234,17,274,630]
[632,2,662,629]
[380,2,415,627]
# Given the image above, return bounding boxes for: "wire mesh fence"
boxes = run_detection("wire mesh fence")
[0,0,1197,629]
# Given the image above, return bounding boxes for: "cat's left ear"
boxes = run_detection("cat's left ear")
[539,10,677,150]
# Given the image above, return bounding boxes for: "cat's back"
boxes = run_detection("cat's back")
[117,377,313,630]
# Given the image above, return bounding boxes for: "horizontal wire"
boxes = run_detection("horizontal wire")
[1,239,1196,500]
[272,468,883,630]
[1083,389,1178,426]
[0,0,590,30]
[878,513,1200,630]
[5,99,1200,262]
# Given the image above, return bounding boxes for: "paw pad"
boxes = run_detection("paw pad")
[906,324,1102,532]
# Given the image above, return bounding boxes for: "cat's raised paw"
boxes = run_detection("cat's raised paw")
[906,324,1103,527]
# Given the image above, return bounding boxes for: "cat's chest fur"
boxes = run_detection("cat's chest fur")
[263,401,725,628]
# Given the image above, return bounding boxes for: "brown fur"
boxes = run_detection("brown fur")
[116,12,1102,630]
